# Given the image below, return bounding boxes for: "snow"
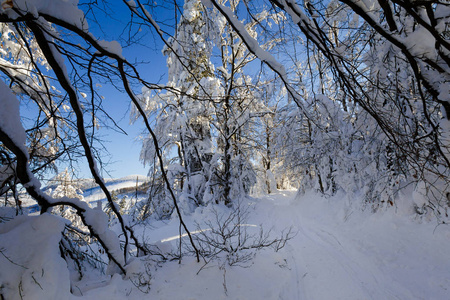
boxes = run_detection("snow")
[96,40,124,59]
[3,0,88,31]
[0,80,28,156]
[200,0,212,9]
[214,2,286,77]
[126,0,137,9]
[0,213,72,300]
[2,190,450,299]
[1,0,449,298]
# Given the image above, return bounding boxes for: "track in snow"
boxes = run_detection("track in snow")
[257,191,448,300]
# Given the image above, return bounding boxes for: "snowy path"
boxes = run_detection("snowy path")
[256,191,450,300]
[259,192,384,299]
[292,210,413,300]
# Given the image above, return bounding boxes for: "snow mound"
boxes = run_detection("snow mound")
[0,213,72,300]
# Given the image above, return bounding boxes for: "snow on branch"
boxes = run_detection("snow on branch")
[0,80,28,157]
[206,0,324,133]
[0,78,127,272]
[2,0,88,31]
[209,1,300,102]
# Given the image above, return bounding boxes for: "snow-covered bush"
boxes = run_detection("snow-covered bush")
[190,201,294,268]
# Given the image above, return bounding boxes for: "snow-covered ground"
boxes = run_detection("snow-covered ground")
[1,190,450,299]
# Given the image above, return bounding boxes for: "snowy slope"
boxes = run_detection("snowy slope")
[82,191,450,299]
[2,190,449,299]
[81,175,150,203]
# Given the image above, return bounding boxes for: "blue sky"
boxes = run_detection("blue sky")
[23,2,177,180]
[83,3,174,179]
[85,89,149,179]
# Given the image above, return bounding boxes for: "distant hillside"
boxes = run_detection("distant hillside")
[80,175,149,198]
[26,175,150,213]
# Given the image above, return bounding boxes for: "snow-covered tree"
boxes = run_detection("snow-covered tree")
[137,0,215,213]
[0,0,189,280]
[207,0,450,212]
[138,0,279,208]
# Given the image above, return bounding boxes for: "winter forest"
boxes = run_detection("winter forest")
[0,0,449,299]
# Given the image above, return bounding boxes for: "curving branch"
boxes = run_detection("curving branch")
[117,59,200,262]
[0,80,126,274]
[24,19,132,265]
[1,2,198,262]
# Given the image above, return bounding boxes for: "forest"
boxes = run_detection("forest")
[0,0,449,299]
